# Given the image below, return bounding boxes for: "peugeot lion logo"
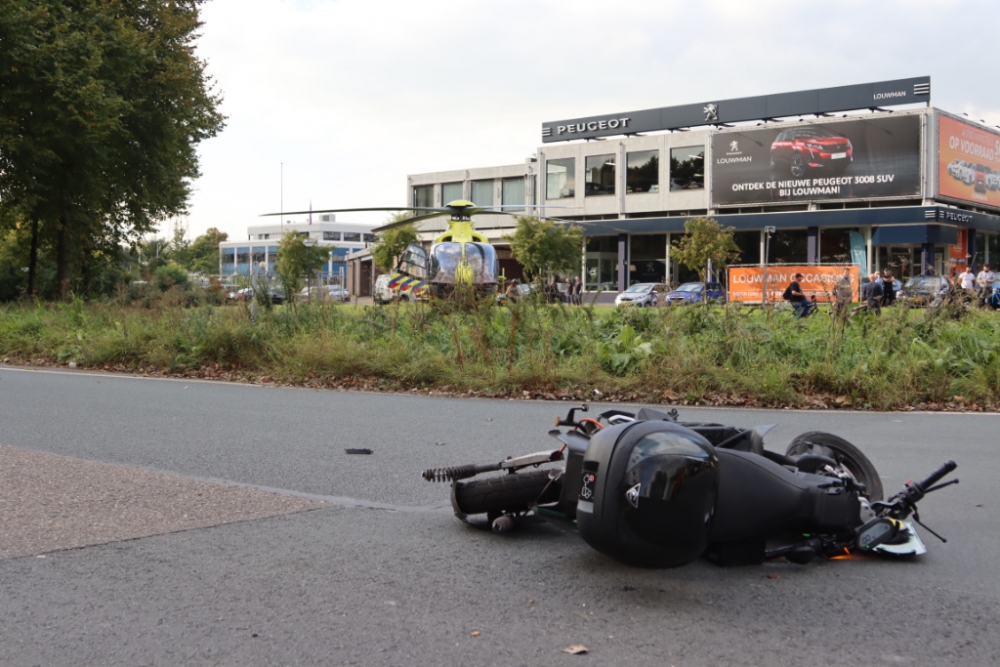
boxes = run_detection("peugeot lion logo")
[626,483,641,509]
[704,103,719,122]
[729,140,739,152]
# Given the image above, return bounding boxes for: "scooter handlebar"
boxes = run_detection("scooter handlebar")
[914,460,957,493]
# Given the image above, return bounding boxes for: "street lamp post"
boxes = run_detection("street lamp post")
[762,226,775,307]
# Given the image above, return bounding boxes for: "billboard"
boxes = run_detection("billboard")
[711,115,922,206]
[937,114,1000,209]
[728,265,859,303]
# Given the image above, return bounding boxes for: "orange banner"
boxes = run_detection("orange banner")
[938,115,1000,208]
[728,265,860,303]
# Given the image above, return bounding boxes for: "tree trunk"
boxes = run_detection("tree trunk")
[56,214,71,300]
[27,218,39,297]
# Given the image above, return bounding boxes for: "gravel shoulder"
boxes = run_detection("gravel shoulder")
[0,444,325,559]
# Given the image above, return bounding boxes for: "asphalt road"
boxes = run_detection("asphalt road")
[1,366,998,666]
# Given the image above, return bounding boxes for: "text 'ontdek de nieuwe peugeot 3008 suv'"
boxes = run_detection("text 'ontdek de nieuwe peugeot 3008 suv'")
[770,126,853,178]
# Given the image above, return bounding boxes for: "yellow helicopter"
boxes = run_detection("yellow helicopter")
[262,199,573,298]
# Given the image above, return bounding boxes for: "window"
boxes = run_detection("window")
[323,231,340,241]
[585,154,615,196]
[627,150,659,194]
[320,214,334,223]
[236,247,250,265]
[413,185,433,208]
[252,247,265,264]
[364,233,377,243]
[670,146,704,190]
[343,232,361,242]
[502,177,525,210]
[441,182,463,204]
[471,180,494,208]
[546,158,575,199]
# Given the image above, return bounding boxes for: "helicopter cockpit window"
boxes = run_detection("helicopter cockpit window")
[428,243,498,284]
[398,243,428,279]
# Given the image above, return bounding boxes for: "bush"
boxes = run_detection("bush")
[153,265,190,291]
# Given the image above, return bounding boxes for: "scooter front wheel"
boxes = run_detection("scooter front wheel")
[452,470,560,517]
[787,432,884,501]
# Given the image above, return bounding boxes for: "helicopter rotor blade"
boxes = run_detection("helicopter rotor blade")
[472,208,627,232]
[259,207,446,217]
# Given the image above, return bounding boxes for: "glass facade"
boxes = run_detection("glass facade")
[502,177,525,210]
[768,229,809,264]
[585,235,618,291]
[585,154,615,196]
[441,182,463,204]
[221,248,235,275]
[988,234,999,267]
[413,185,433,208]
[546,158,575,199]
[670,146,704,190]
[732,231,761,265]
[471,180,494,208]
[629,234,667,285]
[627,150,659,194]
[820,228,861,265]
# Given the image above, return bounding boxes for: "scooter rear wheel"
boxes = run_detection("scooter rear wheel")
[452,470,560,517]
[787,432,884,501]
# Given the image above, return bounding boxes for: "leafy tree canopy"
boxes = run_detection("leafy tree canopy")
[671,217,741,283]
[503,216,583,281]
[0,0,226,298]
[275,232,333,304]
[371,216,418,272]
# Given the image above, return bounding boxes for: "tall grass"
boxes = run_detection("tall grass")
[1,296,998,409]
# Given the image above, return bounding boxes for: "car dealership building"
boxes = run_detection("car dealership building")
[399,76,1000,294]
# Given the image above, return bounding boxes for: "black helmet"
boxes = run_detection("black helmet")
[576,420,719,567]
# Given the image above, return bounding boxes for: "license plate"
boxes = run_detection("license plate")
[831,152,847,159]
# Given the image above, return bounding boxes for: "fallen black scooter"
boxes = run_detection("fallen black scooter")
[422,404,958,568]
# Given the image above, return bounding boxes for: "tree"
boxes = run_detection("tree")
[371,216,418,272]
[0,0,226,299]
[185,228,229,274]
[275,232,333,304]
[670,217,741,284]
[504,216,583,281]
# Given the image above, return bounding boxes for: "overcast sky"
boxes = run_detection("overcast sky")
[180,0,1000,241]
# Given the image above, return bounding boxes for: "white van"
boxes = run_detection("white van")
[374,274,397,304]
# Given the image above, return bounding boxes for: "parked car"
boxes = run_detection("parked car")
[770,126,853,177]
[300,285,350,302]
[228,285,285,305]
[665,281,727,305]
[614,283,667,307]
[896,275,952,306]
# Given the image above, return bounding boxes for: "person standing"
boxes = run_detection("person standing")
[860,272,884,315]
[881,268,896,306]
[834,267,853,319]
[572,276,583,305]
[958,266,976,296]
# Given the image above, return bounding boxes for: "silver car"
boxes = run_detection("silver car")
[614,283,666,307]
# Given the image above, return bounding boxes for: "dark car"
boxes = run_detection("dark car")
[665,281,726,305]
[770,126,853,178]
[896,276,952,307]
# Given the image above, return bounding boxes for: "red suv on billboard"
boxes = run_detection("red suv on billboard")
[770,126,853,177]
[974,163,988,193]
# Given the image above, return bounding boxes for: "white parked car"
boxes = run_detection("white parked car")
[614,283,667,307]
